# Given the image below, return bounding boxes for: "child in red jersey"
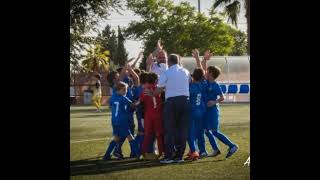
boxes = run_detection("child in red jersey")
[140,72,164,159]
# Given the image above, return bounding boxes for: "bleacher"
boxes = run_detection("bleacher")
[219,83,250,102]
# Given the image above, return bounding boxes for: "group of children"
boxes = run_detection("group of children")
[102,48,238,162]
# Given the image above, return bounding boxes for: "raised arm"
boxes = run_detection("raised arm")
[119,63,128,81]
[152,39,163,56]
[131,51,144,68]
[146,53,154,72]
[192,49,202,70]
[201,50,213,73]
[126,63,140,87]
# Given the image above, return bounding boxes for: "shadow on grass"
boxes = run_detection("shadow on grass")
[70,156,226,176]
[70,157,167,176]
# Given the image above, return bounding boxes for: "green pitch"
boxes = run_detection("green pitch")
[70,104,250,180]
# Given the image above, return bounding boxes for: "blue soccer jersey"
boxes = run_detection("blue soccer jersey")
[205,81,223,130]
[109,93,132,127]
[205,81,223,105]
[189,80,207,114]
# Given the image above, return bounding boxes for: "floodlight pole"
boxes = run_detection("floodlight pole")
[198,0,201,13]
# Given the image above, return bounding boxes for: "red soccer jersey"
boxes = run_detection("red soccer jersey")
[140,84,163,119]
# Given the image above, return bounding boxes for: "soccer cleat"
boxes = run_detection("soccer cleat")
[102,155,111,160]
[160,158,174,164]
[199,151,208,159]
[208,150,221,157]
[174,158,185,163]
[226,144,239,158]
[113,151,124,160]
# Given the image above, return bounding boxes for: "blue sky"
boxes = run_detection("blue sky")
[98,0,247,59]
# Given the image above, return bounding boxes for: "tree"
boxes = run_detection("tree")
[116,26,128,66]
[97,25,118,68]
[70,0,122,64]
[126,0,236,69]
[81,44,110,73]
[212,0,250,54]
[229,29,247,56]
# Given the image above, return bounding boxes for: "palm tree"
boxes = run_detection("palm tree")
[82,44,110,73]
[213,0,249,54]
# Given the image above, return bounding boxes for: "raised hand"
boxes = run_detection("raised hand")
[127,57,135,63]
[139,51,144,56]
[146,53,154,72]
[157,38,163,50]
[192,49,200,59]
[147,53,154,65]
[204,50,213,61]
[144,88,154,96]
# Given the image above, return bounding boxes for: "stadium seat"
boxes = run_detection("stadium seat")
[220,84,227,93]
[227,84,238,94]
[239,84,250,93]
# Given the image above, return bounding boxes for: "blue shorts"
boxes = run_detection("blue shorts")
[190,109,206,130]
[112,125,132,138]
[205,106,220,131]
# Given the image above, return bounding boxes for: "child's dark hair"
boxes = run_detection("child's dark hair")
[95,81,101,89]
[133,68,141,75]
[107,71,118,87]
[139,72,149,84]
[115,81,127,92]
[116,67,123,73]
[207,66,221,80]
[146,72,158,84]
[192,68,205,81]
[94,74,101,80]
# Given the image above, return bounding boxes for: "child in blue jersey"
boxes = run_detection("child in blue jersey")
[188,49,211,159]
[103,82,140,160]
[204,65,239,158]
[106,64,140,158]
[132,70,146,154]
[186,68,207,161]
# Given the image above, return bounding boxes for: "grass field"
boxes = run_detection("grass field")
[70,104,250,180]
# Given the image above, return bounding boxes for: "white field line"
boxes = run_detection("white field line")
[70,137,111,144]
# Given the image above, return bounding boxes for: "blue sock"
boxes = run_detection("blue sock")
[205,130,219,151]
[135,134,144,154]
[197,129,206,153]
[104,140,117,157]
[187,137,197,152]
[129,139,139,157]
[114,137,125,155]
[187,128,196,152]
[212,130,235,148]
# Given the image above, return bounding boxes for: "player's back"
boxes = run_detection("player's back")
[189,80,207,114]
[109,93,132,126]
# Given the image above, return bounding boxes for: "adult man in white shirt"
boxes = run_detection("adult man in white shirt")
[146,39,168,77]
[145,54,191,163]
